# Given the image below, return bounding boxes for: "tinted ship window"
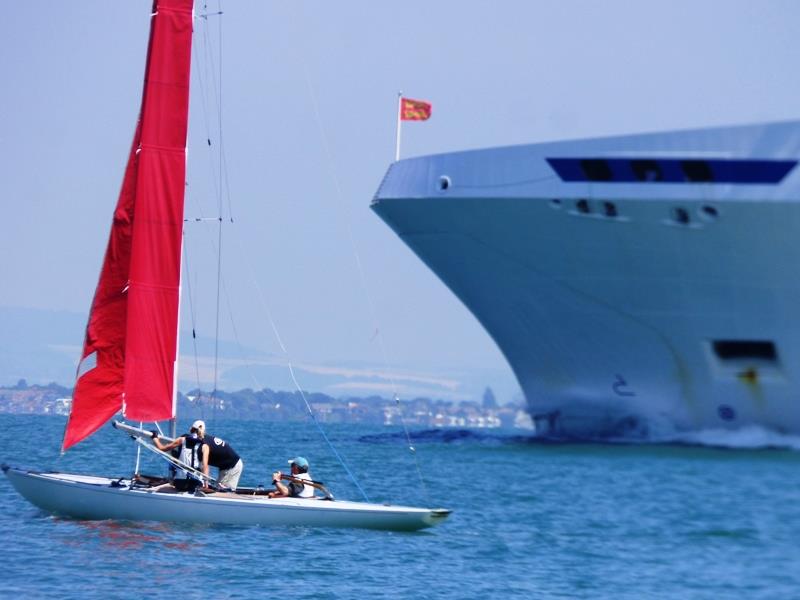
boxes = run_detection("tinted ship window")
[546,158,796,184]
[580,159,612,181]
[712,340,777,362]
[681,160,713,182]
[631,159,662,182]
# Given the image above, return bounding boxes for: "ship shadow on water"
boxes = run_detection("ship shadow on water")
[359,425,800,452]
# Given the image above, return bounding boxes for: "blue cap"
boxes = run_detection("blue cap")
[288,456,309,469]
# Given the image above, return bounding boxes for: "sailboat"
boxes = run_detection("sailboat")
[3,0,449,532]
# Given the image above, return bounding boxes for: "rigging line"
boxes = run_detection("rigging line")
[217,0,224,217]
[229,227,370,503]
[210,10,235,225]
[194,2,225,408]
[198,0,224,421]
[182,234,205,409]
[288,5,428,498]
[190,14,222,230]
[193,5,233,233]
[185,224,265,413]
[211,0,225,416]
[190,4,370,503]
[211,215,223,414]
[184,11,224,430]
[133,437,218,486]
[134,421,143,475]
[212,1,226,424]
[294,365,371,504]
[187,221,307,403]
[198,3,223,201]
[188,4,223,409]
[198,1,234,222]
[220,274,265,392]
[192,15,218,162]
[221,145,235,222]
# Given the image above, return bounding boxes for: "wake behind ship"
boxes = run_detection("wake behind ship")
[371,121,800,438]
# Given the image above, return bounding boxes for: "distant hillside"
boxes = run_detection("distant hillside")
[0,306,522,403]
[0,306,85,385]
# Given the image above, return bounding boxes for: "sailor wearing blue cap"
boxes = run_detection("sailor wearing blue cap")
[288,456,309,470]
[269,456,314,498]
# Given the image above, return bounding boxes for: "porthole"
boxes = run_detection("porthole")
[700,205,719,221]
[672,207,690,225]
[576,199,590,214]
[550,198,562,209]
[603,201,618,217]
[438,176,451,191]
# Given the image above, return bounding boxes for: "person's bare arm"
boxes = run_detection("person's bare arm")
[152,434,182,452]
[271,471,289,497]
[201,444,210,478]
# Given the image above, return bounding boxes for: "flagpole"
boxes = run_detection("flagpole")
[395,91,402,162]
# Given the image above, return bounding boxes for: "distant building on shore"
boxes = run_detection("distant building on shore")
[0,382,534,430]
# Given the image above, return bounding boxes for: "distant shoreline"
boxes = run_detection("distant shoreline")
[0,380,534,430]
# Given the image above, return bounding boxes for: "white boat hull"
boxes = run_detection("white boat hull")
[3,466,449,532]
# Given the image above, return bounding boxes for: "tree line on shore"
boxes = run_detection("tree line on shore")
[0,380,530,429]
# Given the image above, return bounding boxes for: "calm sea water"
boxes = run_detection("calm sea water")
[2,414,800,599]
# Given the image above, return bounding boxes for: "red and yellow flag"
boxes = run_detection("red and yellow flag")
[400,98,432,121]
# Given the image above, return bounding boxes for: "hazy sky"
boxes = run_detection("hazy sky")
[2,1,799,400]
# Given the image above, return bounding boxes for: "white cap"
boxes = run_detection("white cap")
[191,420,205,431]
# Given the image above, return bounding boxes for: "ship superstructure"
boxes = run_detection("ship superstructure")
[372,121,800,437]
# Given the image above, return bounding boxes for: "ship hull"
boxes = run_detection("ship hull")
[372,121,800,437]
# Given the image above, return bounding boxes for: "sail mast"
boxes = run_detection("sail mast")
[62,0,195,451]
[172,225,184,440]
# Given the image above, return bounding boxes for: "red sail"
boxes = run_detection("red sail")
[62,0,193,450]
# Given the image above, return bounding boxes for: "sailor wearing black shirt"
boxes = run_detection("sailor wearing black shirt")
[192,420,244,489]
